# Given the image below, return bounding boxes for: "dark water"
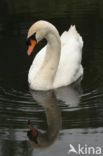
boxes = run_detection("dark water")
[0,0,103,156]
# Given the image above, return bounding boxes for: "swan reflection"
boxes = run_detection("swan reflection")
[55,79,82,107]
[27,80,82,149]
[27,90,62,149]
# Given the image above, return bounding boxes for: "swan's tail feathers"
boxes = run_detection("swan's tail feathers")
[68,25,83,48]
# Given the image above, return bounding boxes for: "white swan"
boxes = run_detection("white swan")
[26,20,83,90]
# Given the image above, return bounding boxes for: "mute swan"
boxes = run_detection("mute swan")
[26,20,83,90]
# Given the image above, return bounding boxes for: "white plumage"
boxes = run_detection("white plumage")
[27,21,83,90]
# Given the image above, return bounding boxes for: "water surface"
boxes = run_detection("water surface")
[0,0,103,156]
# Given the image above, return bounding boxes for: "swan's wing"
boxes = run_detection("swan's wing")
[53,25,83,88]
[61,25,83,47]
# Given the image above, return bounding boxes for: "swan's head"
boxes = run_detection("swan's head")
[26,20,59,55]
[27,121,56,149]
[27,120,39,144]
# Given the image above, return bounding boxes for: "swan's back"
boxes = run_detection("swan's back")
[61,25,83,48]
[53,25,83,88]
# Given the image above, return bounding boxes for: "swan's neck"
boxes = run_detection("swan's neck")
[45,97,61,140]
[35,31,61,90]
[36,92,61,146]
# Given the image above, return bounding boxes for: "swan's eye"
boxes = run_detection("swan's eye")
[30,32,37,41]
[26,39,31,46]
[26,32,37,46]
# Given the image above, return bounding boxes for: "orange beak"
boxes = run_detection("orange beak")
[27,40,36,56]
[29,125,38,137]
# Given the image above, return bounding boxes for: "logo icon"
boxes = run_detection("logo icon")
[68,144,78,154]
